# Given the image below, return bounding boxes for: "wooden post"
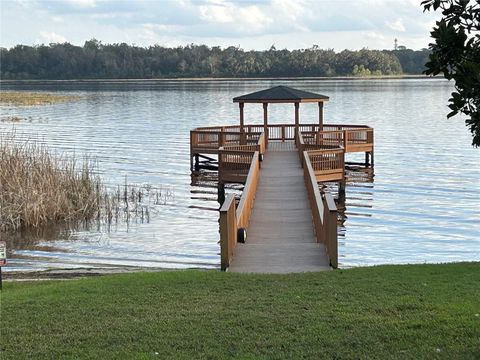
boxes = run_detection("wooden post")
[194,154,200,172]
[219,129,224,148]
[318,102,324,131]
[294,102,300,132]
[217,182,225,205]
[339,181,346,202]
[324,193,338,269]
[239,102,246,145]
[220,194,236,271]
[239,102,244,130]
[263,102,268,146]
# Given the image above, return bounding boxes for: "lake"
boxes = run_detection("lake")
[1,78,479,272]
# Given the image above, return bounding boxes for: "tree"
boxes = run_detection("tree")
[422,0,480,147]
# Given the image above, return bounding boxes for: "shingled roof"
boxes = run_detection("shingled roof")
[233,85,329,103]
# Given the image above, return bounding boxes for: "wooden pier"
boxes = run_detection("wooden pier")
[228,143,331,273]
[190,86,374,273]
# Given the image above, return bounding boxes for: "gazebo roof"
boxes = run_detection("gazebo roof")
[233,85,329,103]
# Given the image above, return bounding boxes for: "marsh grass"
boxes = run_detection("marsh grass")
[0,116,23,123]
[0,91,81,106]
[0,134,172,233]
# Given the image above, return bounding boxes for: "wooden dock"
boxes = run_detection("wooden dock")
[190,85,374,273]
[228,143,330,273]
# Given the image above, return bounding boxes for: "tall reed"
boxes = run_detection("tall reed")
[0,134,102,232]
[1,133,174,233]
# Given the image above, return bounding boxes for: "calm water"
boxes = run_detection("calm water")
[1,79,479,272]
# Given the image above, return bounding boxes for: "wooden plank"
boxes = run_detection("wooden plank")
[229,146,330,273]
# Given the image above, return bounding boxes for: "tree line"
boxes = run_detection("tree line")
[0,40,430,80]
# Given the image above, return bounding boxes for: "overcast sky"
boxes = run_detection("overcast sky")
[0,0,440,51]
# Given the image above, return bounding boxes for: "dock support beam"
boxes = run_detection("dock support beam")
[364,151,375,167]
[263,103,268,146]
[318,102,324,131]
[194,154,200,172]
[295,102,300,134]
[339,181,346,203]
[217,183,225,205]
[239,102,246,145]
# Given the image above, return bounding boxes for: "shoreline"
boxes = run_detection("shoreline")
[2,261,471,281]
[0,74,443,83]
[2,266,203,281]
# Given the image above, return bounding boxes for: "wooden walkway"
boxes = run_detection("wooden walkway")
[229,142,330,273]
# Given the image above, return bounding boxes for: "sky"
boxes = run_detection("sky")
[0,0,441,51]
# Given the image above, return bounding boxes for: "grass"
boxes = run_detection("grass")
[1,262,478,359]
[0,92,80,106]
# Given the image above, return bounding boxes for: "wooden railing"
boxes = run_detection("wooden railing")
[303,128,373,153]
[236,152,260,229]
[219,152,260,270]
[218,132,265,183]
[302,149,338,268]
[218,150,254,183]
[308,148,345,183]
[190,130,242,153]
[296,131,345,183]
[191,129,266,153]
[343,128,374,153]
[314,130,345,148]
[192,124,373,156]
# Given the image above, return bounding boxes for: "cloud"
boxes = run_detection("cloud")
[1,0,443,50]
[386,18,406,32]
[65,0,96,8]
[40,31,67,43]
[196,2,273,34]
[199,3,234,23]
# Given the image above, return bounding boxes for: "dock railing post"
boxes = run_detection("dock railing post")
[220,194,237,271]
[324,193,338,268]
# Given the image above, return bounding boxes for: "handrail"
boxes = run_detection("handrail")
[191,125,373,156]
[236,152,260,229]
[302,150,339,268]
[221,144,259,152]
[219,151,261,270]
[257,132,266,155]
[218,150,253,183]
[295,128,305,164]
[192,123,372,132]
[307,148,345,182]
[297,130,339,268]
[221,132,266,156]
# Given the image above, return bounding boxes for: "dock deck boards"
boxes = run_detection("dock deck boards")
[229,142,330,273]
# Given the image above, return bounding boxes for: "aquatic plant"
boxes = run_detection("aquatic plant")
[0,92,81,106]
[0,133,172,233]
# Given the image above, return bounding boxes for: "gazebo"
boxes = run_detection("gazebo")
[233,85,329,135]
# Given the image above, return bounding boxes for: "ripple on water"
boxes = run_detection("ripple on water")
[1,79,479,272]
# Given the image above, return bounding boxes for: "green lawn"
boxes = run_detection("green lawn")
[1,263,479,359]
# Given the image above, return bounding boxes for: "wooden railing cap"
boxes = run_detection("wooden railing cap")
[220,193,236,212]
[324,193,337,212]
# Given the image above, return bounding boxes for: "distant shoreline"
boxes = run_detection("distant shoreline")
[0,74,443,83]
